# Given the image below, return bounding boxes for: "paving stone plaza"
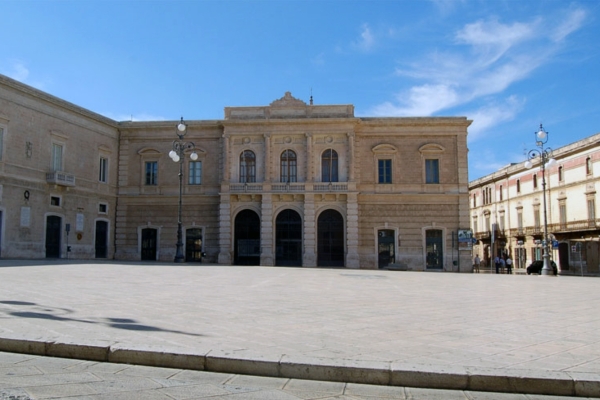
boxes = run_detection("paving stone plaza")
[0,260,599,399]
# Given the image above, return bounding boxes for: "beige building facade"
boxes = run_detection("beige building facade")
[1,75,472,270]
[469,132,600,274]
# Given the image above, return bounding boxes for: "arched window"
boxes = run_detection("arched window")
[533,174,538,189]
[321,149,338,182]
[239,150,256,183]
[280,150,297,183]
[586,157,592,175]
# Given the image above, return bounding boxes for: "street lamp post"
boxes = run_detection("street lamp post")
[169,117,198,263]
[525,124,556,276]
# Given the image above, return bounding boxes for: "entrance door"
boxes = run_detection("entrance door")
[46,216,62,258]
[558,242,569,271]
[317,209,344,267]
[276,209,302,266]
[426,229,443,269]
[234,210,260,265]
[95,221,108,258]
[587,241,599,273]
[141,228,157,261]
[0,211,2,257]
[186,228,203,262]
[378,229,395,268]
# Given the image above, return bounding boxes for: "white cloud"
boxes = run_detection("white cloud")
[353,24,376,52]
[370,7,586,127]
[466,96,524,142]
[551,8,586,42]
[5,61,30,82]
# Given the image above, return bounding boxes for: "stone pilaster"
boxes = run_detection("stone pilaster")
[260,194,274,266]
[217,195,232,264]
[264,133,271,182]
[306,133,313,182]
[347,132,355,182]
[303,193,317,267]
[346,192,360,268]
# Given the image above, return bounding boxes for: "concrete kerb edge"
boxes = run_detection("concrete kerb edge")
[0,337,598,398]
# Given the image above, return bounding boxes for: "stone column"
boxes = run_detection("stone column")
[303,193,317,267]
[260,194,274,266]
[346,192,360,268]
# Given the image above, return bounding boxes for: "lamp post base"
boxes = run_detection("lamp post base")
[541,253,555,276]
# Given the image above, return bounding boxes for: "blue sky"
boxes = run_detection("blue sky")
[1,0,599,180]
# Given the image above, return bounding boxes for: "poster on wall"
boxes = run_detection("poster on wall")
[458,229,473,250]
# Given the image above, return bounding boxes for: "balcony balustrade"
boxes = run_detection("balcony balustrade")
[46,171,76,187]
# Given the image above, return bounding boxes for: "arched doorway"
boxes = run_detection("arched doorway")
[317,209,344,267]
[234,210,260,265]
[186,228,203,262]
[276,209,302,266]
[426,229,443,269]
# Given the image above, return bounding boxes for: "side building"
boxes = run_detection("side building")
[469,132,600,274]
[0,74,119,259]
[1,75,472,270]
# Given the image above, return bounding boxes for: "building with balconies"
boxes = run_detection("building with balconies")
[469,132,600,274]
[1,74,472,270]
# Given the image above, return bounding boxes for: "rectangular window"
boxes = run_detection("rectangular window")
[145,161,158,185]
[517,211,523,232]
[425,159,439,184]
[378,159,392,184]
[99,203,108,214]
[559,201,567,228]
[0,127,4,161]
[52,143,63,172]
[189,161,202,185]
[99,157,108,183]
[534,208,541,230]
[588,198,596,221]
[51,196,61,206]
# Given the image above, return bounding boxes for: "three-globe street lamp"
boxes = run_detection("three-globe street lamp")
[169,117,198,263]
[524,124,557,276]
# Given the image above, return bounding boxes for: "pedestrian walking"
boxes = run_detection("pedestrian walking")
[506,257,513,274]
[499,257,506,274]
[473,254,480,273]
[494,256,500,274]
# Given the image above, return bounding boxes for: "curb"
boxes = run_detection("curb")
[1,337,599,398]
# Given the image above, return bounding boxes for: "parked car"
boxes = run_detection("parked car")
[526,260,558,275]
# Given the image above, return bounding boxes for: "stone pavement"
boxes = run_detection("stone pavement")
[0,350,590,399]
[0,260,599,398]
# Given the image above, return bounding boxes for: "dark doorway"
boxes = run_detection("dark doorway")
[378,229,395,268]
[186,228,203,262]
[95,221,108,258]
[234,210,261,265]
[0,211,2,257]
[276,209,302,266]
[558,242,569,271]
[141,228,157,261]
[317,209,344,267]
[45,216,62,258]
[426,229,443,269]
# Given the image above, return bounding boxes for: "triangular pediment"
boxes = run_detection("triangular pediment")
[270,91,307,107]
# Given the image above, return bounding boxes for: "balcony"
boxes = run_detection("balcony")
[474,229,506,242]
[549,219,600,233]
[226,182,350,194]
[46,171,76,187]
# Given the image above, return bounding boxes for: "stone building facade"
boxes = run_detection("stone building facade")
[469,132,600,274]
[1,75,472,270]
